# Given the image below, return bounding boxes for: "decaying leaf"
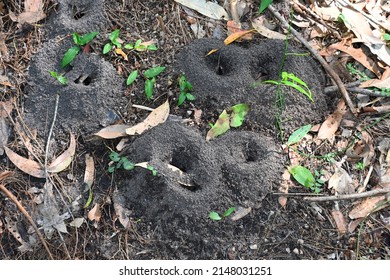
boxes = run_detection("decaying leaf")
[126,100,170,135]
[4,146,45,178]
[47,132,76,173]
[83,154,95,189]
[252,16,288,40]
[88,203,102,222]
[328,165,354,194]
[9,0,46,26]
[317,99,347,139]
[174,0,229,20]
[5,216,32,252]
[113,200,132,228]
[349,195,387,219]
[69,217,85,228]
[226,20,253,40]
[0,117,10,155]
[360,67,390,89]
[331,210,348,235]
[206,109,230,140]
[278,169,292,207]
[230,206,252,221]
[114,48,128,61]
[95,124,131,139]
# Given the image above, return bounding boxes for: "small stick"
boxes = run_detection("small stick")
[44,93,60,179]
[303,187,390,202]
[132,104,154,111]
[324,81,361,93]
[273,192,324,196]
[267,4,356,113]
[348,88,390,98]
[0,182,54,259]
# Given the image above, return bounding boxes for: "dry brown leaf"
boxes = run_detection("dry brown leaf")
[331,210,348,235]
[349,195,387,219]
[0,98,14,118]
[126,100,170,135]
[69,218,85,228]
[328,165,354,194]
[9,0,46,25]
[113,201,131,228]
[95,124,131,139]
[174,0,229,20]
[83,154,95,189]
[348,217,364,233]
[4,147,45,178]
[206,49,218,56]
[252,17,287,40]
[278,169,292,208]
[224,29,255,45]
[328,42,382,77]
[88,203,101,222]
[230,206,251,221]
[0,75,12,87]
[47,133,76,173]
[317,99,347,139]
[360,67,390,89]
[312,2,340,21]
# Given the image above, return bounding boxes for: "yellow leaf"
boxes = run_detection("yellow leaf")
[114,48,128,61]
[206,49,218,56]
[224,29,255,45]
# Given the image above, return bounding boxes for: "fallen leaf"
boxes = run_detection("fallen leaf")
[0,117,10,155]
[4,147,45,178]
[206,109,230,140]
[348,217,364,233]
[47,132,76,173]
[83,154,95,189]
[312,1,340,21]
[114,48,128,61]
[0,75,12,87]
[317,99,347,139]
[88,203,102,222]
[349,195,387,219]
[278,169,292,207]
[252,16,287,40]
[95,124,131,139]
[230,207,252,221]
[206,49,218,56]
[69,217,85,228]
[328,166,354,194]
[331,210,348,235]
[174,0,229,20]
[126,100,170,135]
[9,0,46,25]
[224,29,255,45]
[113,200,132,228]
[360,67,390,89]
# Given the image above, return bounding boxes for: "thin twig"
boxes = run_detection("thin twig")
[0,182,54,260]
[303,187,390,202]
[267,4,356,113]
[348,88,390,98]
[44,93,59,179]
[324,81,361,93]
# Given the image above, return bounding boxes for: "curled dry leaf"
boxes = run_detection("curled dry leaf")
[4,146,45,178]
[252,16,287,40]
[114,48,128,61]
[88,203,102,222]
[328,165,354,194]
[113,200,131,228]
[47,132,76,173]
[224,29,255,45]
[83,153,95,189]
[317,99,347,140]
[126,100,170,135]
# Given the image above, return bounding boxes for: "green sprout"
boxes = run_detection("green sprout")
[178,75,195,106]
[108,151,157,176]
[288,165,323,193]
[103,29,121,54]
[346,63,370,82]
[103,29,158,54]
[143,66,165,100]
[355,161,366,170]
[209,207,235,221]
[124,39,158,51]
[61,31,98,68]
[49,71,68,85]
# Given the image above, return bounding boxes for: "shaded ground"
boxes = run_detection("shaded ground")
[0,0,389,260]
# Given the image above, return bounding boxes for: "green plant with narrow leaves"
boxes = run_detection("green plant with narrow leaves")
[209,207,235,221]
[61,31,98,68]
[103,29,158,54]
[107,151,157,176]
[259,0,273,14]
[49,71,68,85]
[178,75,195,106]
[346,63,370,81]
[287,124,312,146]
[255,71,313,102]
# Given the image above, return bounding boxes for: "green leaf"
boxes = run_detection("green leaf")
[135,45,146,51]
[260,80,280,86]
[223,207,235,218]
[209,211,222,221]
[123,161,135,170]
[177,92,187,107]
[49,71,58,78]
[108,166,116,173]
[206,110,230,140]
[384,34,390,41]
[259,0,273,14]
[103,43,112,54]
[230,103,250,128]
[144,66,166,79]
[124,44,134,49]
[61,46,80,68]
[287,124,312,146]
[147,45,158,51]
[126,70,138,86]
[288,165,315,188]
[147,165,157,176]
[109,29,120,42]
[83,187,93,208]
[179,75,187,91]
[145,78,155,100]
[134,39,141,47]
[72,32,81,45]
[109,152,121,162]
[281,80,313,102]
[185,93,196,101]
[57,75,68,85]
[78,31,98,46]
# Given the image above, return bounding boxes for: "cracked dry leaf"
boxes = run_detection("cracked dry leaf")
[349,195,387,219]
[126,100,170,135]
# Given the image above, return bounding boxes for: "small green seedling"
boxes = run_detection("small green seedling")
[209,207,235,221]
[355,161,366,170]
[126,70,138,86]
[178,75,195,106]
[288,165,321,193]
[49,71,68,85]
[255,72,313,102]
[108,151,157,176]
[61,31,98,68]
[346,63,370,82]
[144,66,166,100]
[124,39,158,51]
[287,124,312,146]
[103,29,122,54]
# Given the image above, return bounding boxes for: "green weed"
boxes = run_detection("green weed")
[103,29,158,54]
[209,207,235,221]
[178,75,195,106]
[108,151,157,176]
[49,71,68,85]
[61,31,98,68]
